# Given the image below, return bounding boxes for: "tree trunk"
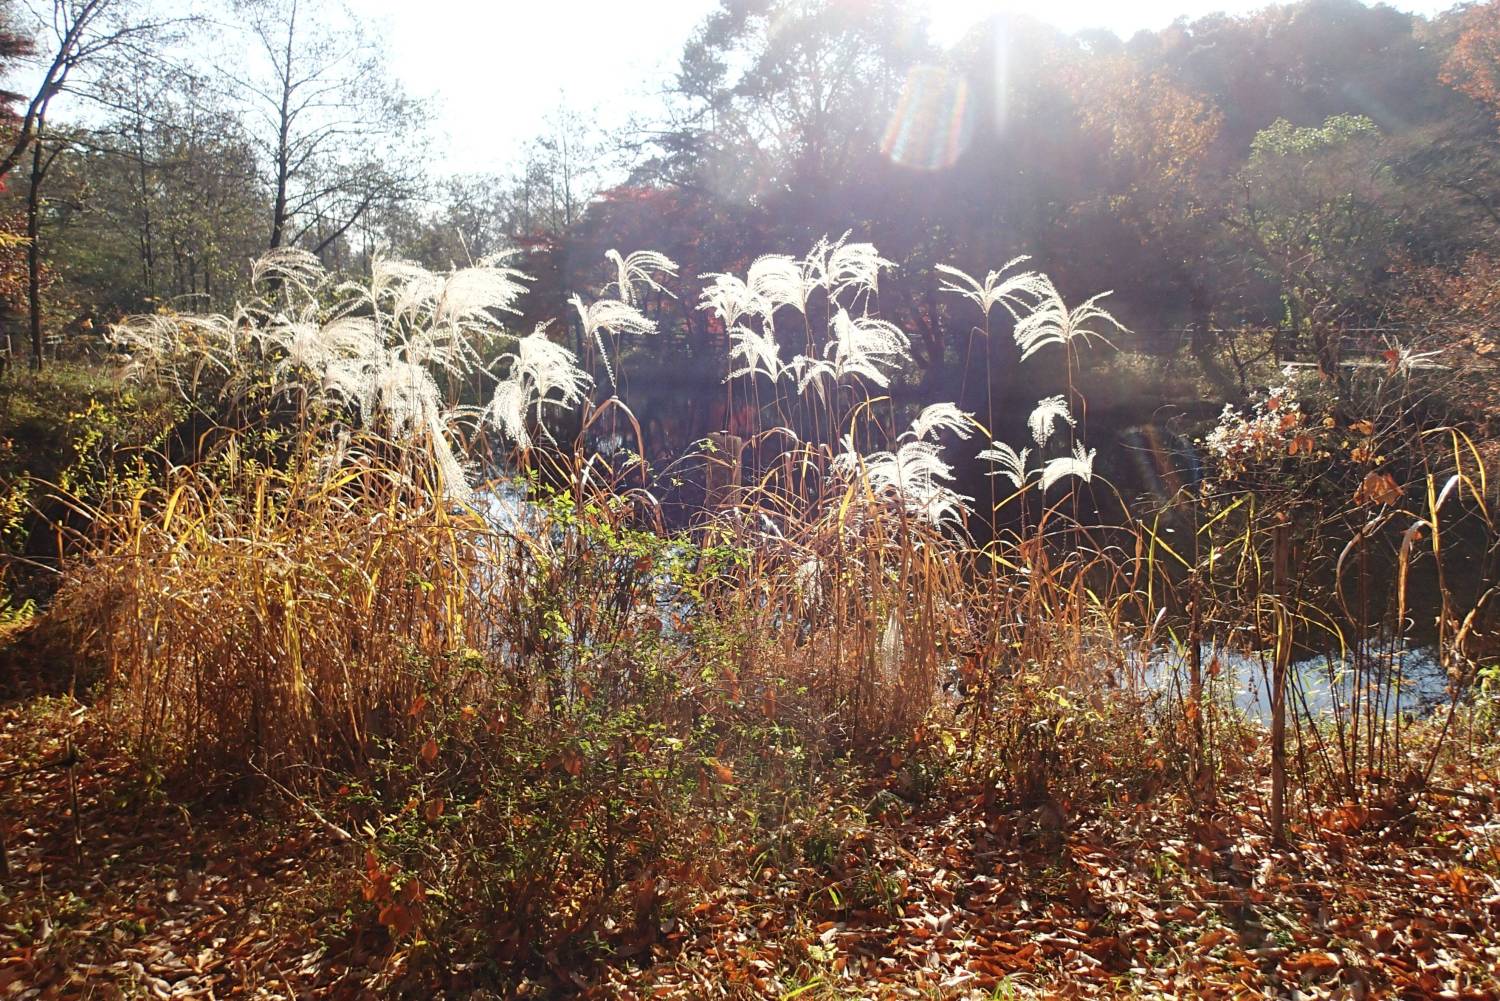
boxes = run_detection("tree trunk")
[26,125,44,372]
[133,99,155,299]
[268,1,298,249]
[1186,279,1237,400]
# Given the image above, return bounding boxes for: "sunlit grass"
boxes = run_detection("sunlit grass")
[20,234,1497,991]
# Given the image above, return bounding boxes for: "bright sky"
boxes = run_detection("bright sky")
[367,0,1455,178]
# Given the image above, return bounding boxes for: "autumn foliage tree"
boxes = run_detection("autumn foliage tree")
[1063,55,1230,381]
[0,2,32,326]
[1390,251,1500,440]
[1441,0,1500,120]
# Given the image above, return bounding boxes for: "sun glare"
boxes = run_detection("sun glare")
[919,0,1265,45]
[922,0,1001,47]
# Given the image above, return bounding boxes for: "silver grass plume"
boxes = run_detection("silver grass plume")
[427,410,476,506]
[699,273,767,328]
[749,253,818,317]
[810,232,892,300]
[487,324,592,448]
[877,611,903,683]
[793,554,824,606]
[264,313,381,385]
[369,356,444,440]
[934,256,1048,319]
[1039,443,1097,492]
[319,356,379,417]
[836,436,973,529]
[105,314,176,375]
[606,249,678,306]
[347,352,472,504]
[107,313,243,396]
[1013,279,1125,362]
[570,294,656,388]
[487,378,532,449]
[251,247,325,293]
[370,253,529,376]
[830,433,863,481]
[827,308,910,388]
[371,255,439,314]
[433,258,528,329]
[116,248,555,508]
[788,354,837,400]
[726,325,784,381]
[977,441,1033,490]
[509,324,591,410]
[1381,337,1443,378]
[908,402,975,441]
[1027,395,1075,447]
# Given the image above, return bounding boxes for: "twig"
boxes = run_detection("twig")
[250,763,353,843]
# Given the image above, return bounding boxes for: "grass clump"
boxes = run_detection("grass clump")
[9,236,1497,996]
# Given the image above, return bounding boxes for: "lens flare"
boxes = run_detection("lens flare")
[881,64,975,171]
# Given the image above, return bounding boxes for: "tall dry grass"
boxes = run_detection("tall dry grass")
[24,237,1500,980]
[51,437,480,774]
[37,236,1498,838]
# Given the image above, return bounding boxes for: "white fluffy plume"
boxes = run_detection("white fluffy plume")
[835,436,973,530]
[607,249,678,306]
[486,324,593,449]
[1027,395,1076,447]
[934,257,1048,318]
[749,253,818,316]
[908,402,975,441]
[1040,443,1098,492]
[1013,280,1125,362]
[726,325,785,381]
[977,441,1033,490]
[571,295,656,388]
[699,273,767,329]
[827,309,910,388]
[811,233,892,300]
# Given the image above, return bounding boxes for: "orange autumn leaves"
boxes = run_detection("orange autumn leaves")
[364,850,424,940]
[1354,469,1403,507]
[1207,382,1405,507]
[1442,0,1500,120]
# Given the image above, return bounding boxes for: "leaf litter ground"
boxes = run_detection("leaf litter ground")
[2,694,1498,1000]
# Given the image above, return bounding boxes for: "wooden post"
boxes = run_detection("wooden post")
[65,738,82,865]
[1188,574,1210,804]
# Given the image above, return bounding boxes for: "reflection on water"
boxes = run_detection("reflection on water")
[1140,645,1452,724]
[473,483,1465,727]
[477,480,528,531]
[473,480,699,624]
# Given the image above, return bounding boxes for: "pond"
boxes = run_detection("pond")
[473,478,1474,729]
[1140,644,1454,724]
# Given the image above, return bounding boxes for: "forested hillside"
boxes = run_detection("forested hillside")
[3,1,1498,455]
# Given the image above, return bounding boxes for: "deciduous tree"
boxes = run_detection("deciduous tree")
[227,0,423,255]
